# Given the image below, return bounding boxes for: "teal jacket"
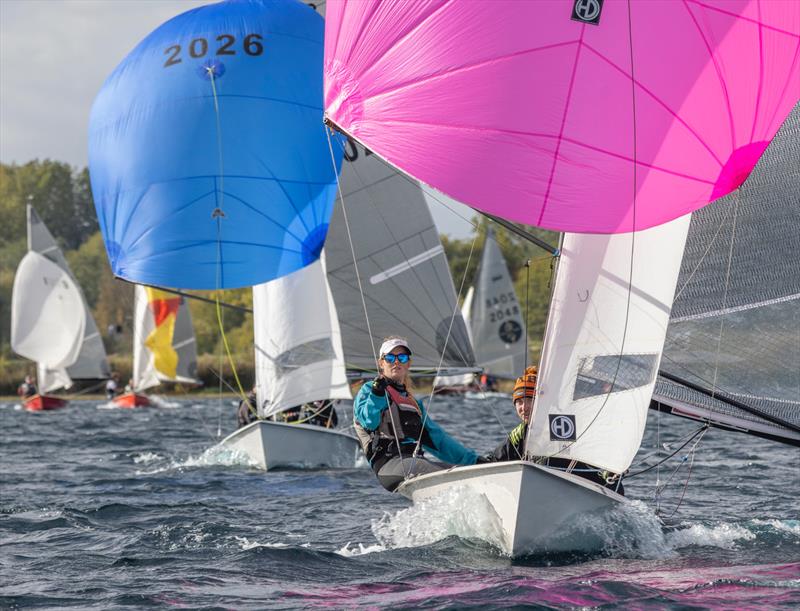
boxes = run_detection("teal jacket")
[354,381,479,466]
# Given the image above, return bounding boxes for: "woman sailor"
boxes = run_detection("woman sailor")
[354,337,480,491]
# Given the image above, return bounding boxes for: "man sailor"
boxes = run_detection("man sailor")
[485,365,624,494]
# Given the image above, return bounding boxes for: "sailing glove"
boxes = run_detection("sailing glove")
[371,376,387,396]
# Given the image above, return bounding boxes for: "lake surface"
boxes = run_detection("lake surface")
[2,394,798,609]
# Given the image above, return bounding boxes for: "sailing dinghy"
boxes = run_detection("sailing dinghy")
[11,206,110,411]
[112,285,200,408]
[323,0,799,555]
[221,256,360,470]
[222,139,477,470]
[435,227,527,394]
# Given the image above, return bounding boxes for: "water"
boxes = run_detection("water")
[2,394,798,609]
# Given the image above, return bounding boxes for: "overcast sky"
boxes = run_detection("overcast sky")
[0,0,475,237]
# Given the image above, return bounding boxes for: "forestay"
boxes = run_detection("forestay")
[526,216,691,474]
[325,141,475,374]
[11,252,86,390]
[468,229,527,379]
[27,205,110,385]
[132,286,200,392]
[656,104,800,445]
[434,286,475,388]
[254,257,351,418]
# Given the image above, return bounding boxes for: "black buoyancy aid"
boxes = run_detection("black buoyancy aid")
[368,383,434,469]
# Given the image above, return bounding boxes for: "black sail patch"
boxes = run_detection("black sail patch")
[571,0,604,26]
[549,414,577,441]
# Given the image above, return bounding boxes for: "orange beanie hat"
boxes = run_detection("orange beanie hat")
[512,366,538,401]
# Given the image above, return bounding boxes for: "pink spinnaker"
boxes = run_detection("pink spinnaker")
[324,0,800,233]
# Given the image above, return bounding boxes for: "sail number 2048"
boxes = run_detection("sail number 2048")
[163,34,264,67]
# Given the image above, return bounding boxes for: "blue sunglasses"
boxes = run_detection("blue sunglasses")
[383,353,410,364]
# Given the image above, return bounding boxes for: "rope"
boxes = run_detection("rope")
[411,229,478,463]
[624,424,708,478]
[205,64,247,438]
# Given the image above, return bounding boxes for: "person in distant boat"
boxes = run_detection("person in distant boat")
[237,387,258,428]
[17,375,37,398]
[124,379,134,393]
[479,373,498,392]
[301,399,339,428]
[270,400,339,428]
[354,336,481,492]
[483,366,538,462]
[484,365,624,495]
[105,372,121,399]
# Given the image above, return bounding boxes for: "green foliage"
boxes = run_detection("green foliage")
[440,216,560,352]
[0,157,562,386]
[0,160,98,250]
[66,232,110,309]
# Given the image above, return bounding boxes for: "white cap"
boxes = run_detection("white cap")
[379,338,412,357]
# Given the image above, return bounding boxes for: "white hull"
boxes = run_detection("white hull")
[220,420,363,471]
[396,460,625,556]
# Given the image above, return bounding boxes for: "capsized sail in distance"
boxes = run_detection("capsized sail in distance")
[323,0,800,233]
[132,285,200,392]
[89,0,343,289]
[654,103,800,446]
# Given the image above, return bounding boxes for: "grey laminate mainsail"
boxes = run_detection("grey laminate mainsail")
[325,141,476,374]
[654,104,800,445]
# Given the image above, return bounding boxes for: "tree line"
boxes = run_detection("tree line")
[1,159,558,384]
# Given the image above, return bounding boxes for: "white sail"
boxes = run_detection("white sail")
[36,365,73,395]
[254,256,351,418]
[468,229,527,378]
[525,215,691,474]
[132,285,200,391]
[11,252,86,381]
[27,205,110,381]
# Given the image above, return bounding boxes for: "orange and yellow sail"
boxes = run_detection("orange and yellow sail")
[143,287,182,379]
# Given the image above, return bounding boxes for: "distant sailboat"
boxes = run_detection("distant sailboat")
[11,205,110,411]
[112,285,200,408]
[222,256,359,470]
[222,139,476,470]
[435,227,527,393]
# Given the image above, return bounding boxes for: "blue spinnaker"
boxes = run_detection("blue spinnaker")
[89,0,342,289]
